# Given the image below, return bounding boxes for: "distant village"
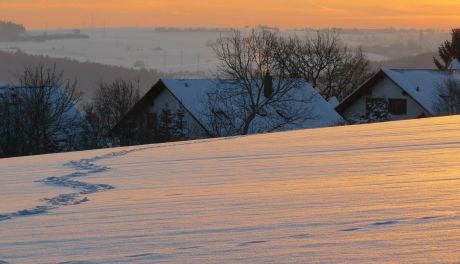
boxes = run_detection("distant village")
[0,21,88,42]
[1,22,460,158]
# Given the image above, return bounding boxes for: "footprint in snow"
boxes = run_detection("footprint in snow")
[0,147,150,222]
[372,220,399,226]
[342,227,362,232]
[238,240,268,247]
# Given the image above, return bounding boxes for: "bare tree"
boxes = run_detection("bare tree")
[205,29,315,137]
[83,78,140,145]
[280,30,372,100]
[0,64,84,157]
[0,88,26,156]
[436,76,460,115]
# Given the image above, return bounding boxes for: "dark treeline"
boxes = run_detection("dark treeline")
[0,65,89,157]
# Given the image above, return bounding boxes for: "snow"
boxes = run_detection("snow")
[383,69,451,114]
[448,58,460,70]
[2,115,460,263]
[162,78,344,132]
[328,96,340,108]
[161,79,215,116]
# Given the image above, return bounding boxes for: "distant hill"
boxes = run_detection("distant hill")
[0,21,26,40]
[371,52,439,70]
[0,48,442,104]
[0,50,170,102]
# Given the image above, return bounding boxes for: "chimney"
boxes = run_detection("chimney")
[264,72,273,99]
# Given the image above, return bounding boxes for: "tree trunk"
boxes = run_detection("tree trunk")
[242,112,257,135]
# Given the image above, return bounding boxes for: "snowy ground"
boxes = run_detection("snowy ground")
[1,116,460,263]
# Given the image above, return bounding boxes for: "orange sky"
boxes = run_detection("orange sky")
[1,0,459,30]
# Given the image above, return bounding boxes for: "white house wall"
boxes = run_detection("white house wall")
[141,88,208,139]
[342,76,429,121]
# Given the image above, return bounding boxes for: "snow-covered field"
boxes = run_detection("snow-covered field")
[1,116,460,263]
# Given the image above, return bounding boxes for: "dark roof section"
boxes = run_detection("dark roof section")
[109,80,167,136]
[335,70,386,114]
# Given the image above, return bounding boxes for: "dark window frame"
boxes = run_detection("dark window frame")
[388,98,407,115]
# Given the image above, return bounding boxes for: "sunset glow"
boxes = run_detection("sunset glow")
[1,0,460,30]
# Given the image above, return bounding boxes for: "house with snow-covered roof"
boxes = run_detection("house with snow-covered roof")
[110,78,344,145]
[336,59,460,123]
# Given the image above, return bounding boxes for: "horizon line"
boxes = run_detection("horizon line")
[26,25,452,32]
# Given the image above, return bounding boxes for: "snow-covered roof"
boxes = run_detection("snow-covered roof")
[328,97,340,108]
[449,59,460,70]
[383,69,451,115]
[0,85,83,116]
[161,79,343,133]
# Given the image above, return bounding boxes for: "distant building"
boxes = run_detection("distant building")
[336,59,460,123]
[110,79,344,145]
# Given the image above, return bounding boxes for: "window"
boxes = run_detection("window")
[175,108,187,130]
[388,99,407,115]
[147,113,157,129]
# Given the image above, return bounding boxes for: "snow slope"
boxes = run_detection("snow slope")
[1,116,460,263]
